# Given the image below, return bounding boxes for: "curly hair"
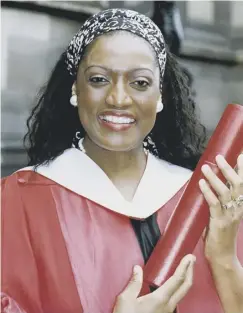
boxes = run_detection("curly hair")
[24,44,206,171]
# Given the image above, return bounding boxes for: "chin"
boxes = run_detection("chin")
[97,136,141,152]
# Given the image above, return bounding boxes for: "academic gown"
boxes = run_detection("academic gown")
[2,148,243,313]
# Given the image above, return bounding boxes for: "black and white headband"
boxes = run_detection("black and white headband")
[65,9,167,91]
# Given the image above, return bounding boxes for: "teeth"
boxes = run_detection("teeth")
[100,115,135,124]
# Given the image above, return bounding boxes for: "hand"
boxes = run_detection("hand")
[199,154,243,262]
[113,254,196,313]
[1,293,27,313]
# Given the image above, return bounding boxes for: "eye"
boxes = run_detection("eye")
[131,80,150,90]
[89,76,109,84]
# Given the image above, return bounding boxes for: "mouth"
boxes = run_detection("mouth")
[99,115,135,124]
[98,112,136,131]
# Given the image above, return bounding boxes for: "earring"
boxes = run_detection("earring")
[72,131,83,149]
[71,131,86,153]
[143,140,149,153]
[143,135,158,156]
[70,94,78,107]
[156,100,163,113]
[75,131,81,140]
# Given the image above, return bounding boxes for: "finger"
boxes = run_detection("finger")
[202,226,209,242]
[199,179,223,218]
[201,164,230,203]
[154,254,195,301]
[119,265,143,299]
[168,256,195,309]
[216,155,243,192]
[237,154,243,179]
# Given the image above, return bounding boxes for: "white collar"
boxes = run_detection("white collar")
[19,148,192,219]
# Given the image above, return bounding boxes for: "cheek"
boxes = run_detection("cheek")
[144,106,157,130]
[77,86,106,132]
[136,93,159,132]
[76,94,95,129]
[78,91,94,109]
[77,86,104,115]
[85,86,106,104]
[136,93,158,118]
[78,110,89,128]
[144,100,157,114]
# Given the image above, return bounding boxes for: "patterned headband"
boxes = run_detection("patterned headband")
[65,8,167,91]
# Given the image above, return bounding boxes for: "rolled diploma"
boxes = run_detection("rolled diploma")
[144,103,243,287]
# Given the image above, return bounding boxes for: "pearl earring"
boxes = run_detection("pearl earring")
[156,100,163,113]
[70,94,78,107]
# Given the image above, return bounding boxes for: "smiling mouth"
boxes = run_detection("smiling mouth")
[99,115,135,124]
[98,114,136,132]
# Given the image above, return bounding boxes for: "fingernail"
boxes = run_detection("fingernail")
[201,164,210,172]
[199,179,206,185]
[216,155,224,161]
[216,155,227,165]
[133,265,140,273]
[188,255,196,264]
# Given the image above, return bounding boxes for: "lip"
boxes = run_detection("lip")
[98,110,136,120]
[97,110,136,132]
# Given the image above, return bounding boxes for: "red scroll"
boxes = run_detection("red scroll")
[144,103,243,287]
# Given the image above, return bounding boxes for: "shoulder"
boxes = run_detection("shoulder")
[161,158,193,176]
[1,170,58,227]
[151,154,193,181]
[1,169,55,187]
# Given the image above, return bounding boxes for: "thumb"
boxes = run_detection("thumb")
[202,227,209,242]
[120,265,143,299]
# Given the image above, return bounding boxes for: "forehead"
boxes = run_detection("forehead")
[81,31,158,70]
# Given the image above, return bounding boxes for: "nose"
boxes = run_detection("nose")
[105,79,132,108]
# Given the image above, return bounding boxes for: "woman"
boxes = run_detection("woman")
[1,8,243,313]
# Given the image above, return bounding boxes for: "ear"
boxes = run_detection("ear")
[70,82,78,107]
[156,95,163,113]
[72,82,77,95]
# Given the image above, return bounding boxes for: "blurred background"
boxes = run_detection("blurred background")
[1,0,243,177]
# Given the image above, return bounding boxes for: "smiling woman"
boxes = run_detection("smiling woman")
[1,8,243,313]
[75,31,161,155]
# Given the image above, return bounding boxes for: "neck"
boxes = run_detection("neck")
[83,137,147,178]
[82,136,147,187]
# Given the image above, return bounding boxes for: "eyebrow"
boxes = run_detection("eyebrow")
[84,65,154,75]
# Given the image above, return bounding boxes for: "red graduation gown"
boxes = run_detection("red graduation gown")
[1,149,243,313]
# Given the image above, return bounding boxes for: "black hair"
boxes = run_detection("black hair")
[24,39,206,171]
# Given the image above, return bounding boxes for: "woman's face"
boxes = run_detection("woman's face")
[76,31,161,152]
